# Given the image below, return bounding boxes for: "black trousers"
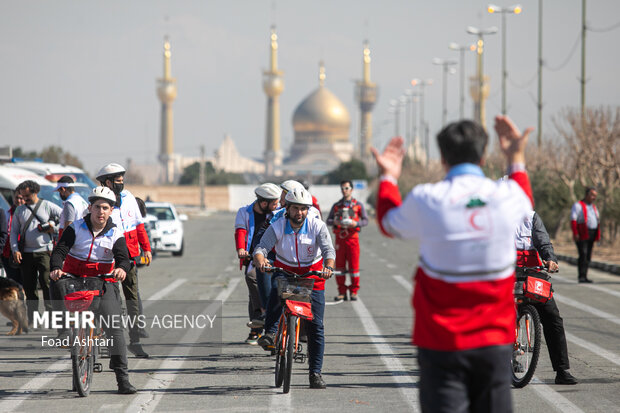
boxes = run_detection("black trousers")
[99,281,129,378]
[535,297,570,371]
[418,345,513,413]
[121,263,143,343]
[575,229,597,280]
[21,251,52,322]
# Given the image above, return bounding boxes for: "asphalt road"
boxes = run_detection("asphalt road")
[1,212,619,412]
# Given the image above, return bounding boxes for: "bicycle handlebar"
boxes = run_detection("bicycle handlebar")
[263,266,343,277]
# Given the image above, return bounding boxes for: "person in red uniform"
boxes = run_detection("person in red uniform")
[372,116,534,413]
[326,180,368,301]
[570,187,600,283]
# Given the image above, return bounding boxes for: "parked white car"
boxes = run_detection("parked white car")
[145,202,187,256]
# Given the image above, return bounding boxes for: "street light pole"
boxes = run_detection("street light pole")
[449,43,475,119]
[537,0,543,147]
[411,78,433,164]
[488,4,522,115]
[467,26,498,129]
[433,58,458,127]
[580,0,586,122]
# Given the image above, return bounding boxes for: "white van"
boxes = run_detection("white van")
[0,165,62,207]
[4,161,96,189]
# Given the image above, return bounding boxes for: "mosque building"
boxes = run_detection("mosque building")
[144,29,376,185]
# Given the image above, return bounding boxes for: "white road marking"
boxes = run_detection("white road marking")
[392,275,413,293]
[98,404,124,412]
[143,278,187,305]
[351,297,420,412]
[0,357,70,412]
[553,294,620,327]
[565,332,620,367]
[553,274,620,300]
[126,277,242,413]
[269,388,292,412]
[528,377,585,413]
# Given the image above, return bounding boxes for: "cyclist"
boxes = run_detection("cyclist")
[50,186,136,394]
[326,180,368,301]
[234,183,282,344]
[254,187,335,389]
[54,175,88,239]
[96,163,151,358]
[515,210,578,385]
[372,116,534,412]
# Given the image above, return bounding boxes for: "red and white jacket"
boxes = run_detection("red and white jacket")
[254,215,336,291]
[51,216,131,280]
[111,190,151,258]
[515,210,543,267]
[377,163,533,352]
[570,200,600,241]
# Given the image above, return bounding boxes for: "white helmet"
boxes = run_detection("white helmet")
[96,163,126,182]
[280,180,304,193]
[88,186,117,205]
[254,183,282,200]
[285,187,313,206]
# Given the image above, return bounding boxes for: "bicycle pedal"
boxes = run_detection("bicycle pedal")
[294,354,307,364]
[93,363,103,373]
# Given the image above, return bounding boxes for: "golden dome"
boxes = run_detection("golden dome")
[292,86,351,142]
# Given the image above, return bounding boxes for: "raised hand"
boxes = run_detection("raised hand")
[370,136,406,180]
[494,115,533,165]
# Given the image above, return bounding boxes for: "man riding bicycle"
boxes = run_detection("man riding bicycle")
[50,186,137,394]
[253,187,335,389]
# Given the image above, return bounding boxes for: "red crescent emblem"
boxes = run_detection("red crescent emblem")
[469,210,483,231]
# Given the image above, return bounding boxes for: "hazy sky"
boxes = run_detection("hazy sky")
[1,0,618,175]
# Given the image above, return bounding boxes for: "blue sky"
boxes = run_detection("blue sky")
[1,0,618,174]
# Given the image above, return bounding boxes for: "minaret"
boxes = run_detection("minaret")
[157,37,178,184]
[355,40,377,161]
[263,26,284,176]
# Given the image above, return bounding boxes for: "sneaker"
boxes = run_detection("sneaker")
[127,343,149,358]
[555,369,578,385]
[334,294,347,302]
[117,378,137,394]
[349,293,358,301]
[245,332,260,345]
[246,319,265,329]
[309,372,326,389]
[257,333,275,350]
[578,278,593,283]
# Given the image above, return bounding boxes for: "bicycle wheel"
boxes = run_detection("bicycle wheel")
[274,315,286,388]
[512,304,542,388]
[283,315,298,394]
[71,327,94,397]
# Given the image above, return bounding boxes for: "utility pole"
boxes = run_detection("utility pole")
[199,145,205,210]
[537,0,543,147]
[580,0,587,122]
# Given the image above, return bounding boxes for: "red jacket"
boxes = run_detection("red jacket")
[570,200,601,241]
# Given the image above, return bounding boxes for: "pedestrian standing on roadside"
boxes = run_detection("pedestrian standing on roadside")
[2,190,25,283]
[54,175,88,239]
[570,187,600,283]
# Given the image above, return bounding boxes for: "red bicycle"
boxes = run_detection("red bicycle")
[512,266,553,388]
[265,266,340,394]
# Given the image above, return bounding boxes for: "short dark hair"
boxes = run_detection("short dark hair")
[437,120,488,167]
[340,180,353,188]
[17,180,40,194]
[585,187,597,197]
[135,197,147,218]
[58,175,75,193]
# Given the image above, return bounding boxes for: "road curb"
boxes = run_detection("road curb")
[556,254,620,276]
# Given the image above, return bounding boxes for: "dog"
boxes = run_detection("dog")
[0,277,29,335]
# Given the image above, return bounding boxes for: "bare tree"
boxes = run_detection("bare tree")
[553,106,620,243]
